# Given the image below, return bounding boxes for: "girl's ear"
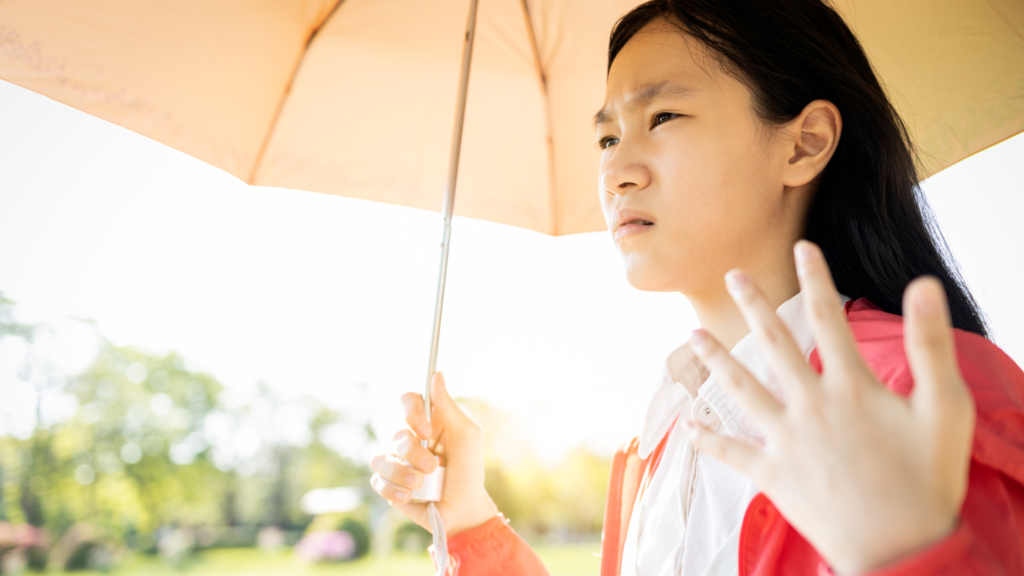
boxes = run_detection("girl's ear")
[781,100,842,188]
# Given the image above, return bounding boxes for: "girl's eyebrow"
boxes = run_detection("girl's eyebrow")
[594,81,695,127]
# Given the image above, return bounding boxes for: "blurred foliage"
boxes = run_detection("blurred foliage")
[0,291,614,573]
[338,518,369,559]
[0,291,35,342]
[392,521,430,553]
[0,292,373,571]
[460,400,609,539]
[304,511,370,559]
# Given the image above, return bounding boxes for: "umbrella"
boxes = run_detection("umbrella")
[1,0,1022,527]
[2,0,1021,233]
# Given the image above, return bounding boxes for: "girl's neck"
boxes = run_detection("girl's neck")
[687,265,801,352]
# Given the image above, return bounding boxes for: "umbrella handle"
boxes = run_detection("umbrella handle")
[411,461,446,503]
[423,0,480,447]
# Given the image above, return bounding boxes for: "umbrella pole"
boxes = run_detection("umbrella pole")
[424,0,480,438]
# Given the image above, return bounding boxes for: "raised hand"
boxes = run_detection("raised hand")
[370,372,499,536]
[686,240,975,574]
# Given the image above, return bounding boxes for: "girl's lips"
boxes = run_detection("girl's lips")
[615,222,654,240]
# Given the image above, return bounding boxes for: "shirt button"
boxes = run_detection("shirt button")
[693,401,717,426]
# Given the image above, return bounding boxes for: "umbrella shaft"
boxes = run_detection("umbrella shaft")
[424,0,480,442]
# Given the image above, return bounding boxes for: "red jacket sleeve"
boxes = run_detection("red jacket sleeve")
[740,300,1024,576]
[854,325,1024,575]
[433,515,550,576]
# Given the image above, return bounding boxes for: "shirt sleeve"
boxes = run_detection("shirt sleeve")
[431,515,550,576]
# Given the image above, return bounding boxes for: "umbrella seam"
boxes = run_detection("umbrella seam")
[520,0,559,236]
[247,0,347,184]
[981,0,1024,47]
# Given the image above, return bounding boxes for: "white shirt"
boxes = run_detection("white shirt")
[620,292,838,576]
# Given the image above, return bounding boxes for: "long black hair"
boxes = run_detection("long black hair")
[610,0,988,337]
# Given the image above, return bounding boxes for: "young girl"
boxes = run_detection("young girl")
[371,0,1024,573]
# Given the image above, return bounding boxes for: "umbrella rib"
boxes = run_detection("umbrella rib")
[247,0,347,185]
[981,0,1024,46]
[521,0,559,236]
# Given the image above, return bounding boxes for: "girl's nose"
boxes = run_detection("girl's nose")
[601,155,651,196]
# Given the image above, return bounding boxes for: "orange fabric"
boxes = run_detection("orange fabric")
[599,438,638,576]
[598,431,671,576]
[443,515,549,576]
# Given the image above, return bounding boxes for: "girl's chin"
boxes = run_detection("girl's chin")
[623,264,683,293]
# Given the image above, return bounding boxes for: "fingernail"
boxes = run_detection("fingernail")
[725,270,749,292]
[914,287,940,317]
[405,474,421,488]
[794,241,813,267]
[419,456,436,472]
[689,330,707,353]
[416,425,431,438]
[395,491,410,503]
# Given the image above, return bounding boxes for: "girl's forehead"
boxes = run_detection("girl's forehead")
[607,28,720,95]
[600,52,729,121]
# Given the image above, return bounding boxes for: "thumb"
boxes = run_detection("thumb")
[429,372,469,424]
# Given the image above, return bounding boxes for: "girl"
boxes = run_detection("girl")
[371,0,1024,573]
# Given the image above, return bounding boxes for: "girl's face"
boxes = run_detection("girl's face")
[597,20,810,296]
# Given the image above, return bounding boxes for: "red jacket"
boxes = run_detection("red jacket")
[440,299,1024,575]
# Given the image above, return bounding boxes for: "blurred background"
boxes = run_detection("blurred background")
[0,73,1022,576]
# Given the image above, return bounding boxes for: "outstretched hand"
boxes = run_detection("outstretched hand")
[686,240,975,574]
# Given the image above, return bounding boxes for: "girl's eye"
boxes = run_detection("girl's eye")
[652,112,681,127]
[599,136,620,149]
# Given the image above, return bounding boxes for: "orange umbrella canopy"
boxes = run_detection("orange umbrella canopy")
[0,0,1022,235]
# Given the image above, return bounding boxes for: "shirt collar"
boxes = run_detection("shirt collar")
[637,291,846,458]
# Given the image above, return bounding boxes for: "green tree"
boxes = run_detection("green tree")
[0,291,43,528]
[0,291,35,342]
[1,291,374,556]
[53,344,226,537]
[459,398,611,539]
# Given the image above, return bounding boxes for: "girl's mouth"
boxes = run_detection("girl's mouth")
[615,219,654,240]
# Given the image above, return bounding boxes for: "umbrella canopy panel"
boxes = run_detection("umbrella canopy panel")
[0,0,340,184]
[1,0,1022,235]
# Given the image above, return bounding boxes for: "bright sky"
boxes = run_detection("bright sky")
[1,79,1022,464]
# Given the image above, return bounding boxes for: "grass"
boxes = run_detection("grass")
[64,543,601,575]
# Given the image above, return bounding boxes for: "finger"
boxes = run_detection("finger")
[371,454,426,491]
[370,472,414,504]
[402,392,432,440]
[794,241,864,376]
[903,277,971,414]
[689,329,784,430]
[725,269,816,399]
[685,421,764,479]
[393,429,438,473]
[429,372,468,425]
[369,474,428,531]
